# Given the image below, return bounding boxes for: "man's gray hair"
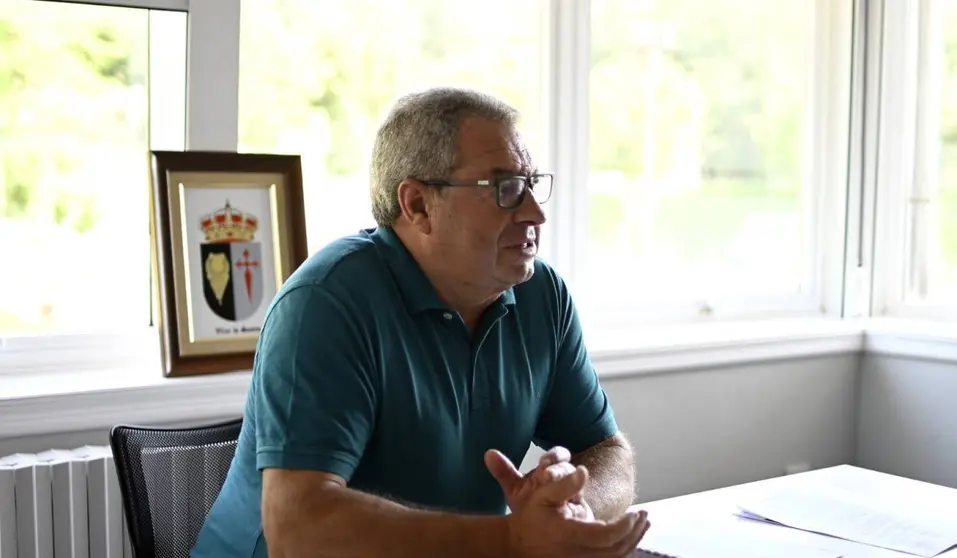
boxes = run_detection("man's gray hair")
[370,87,519,227]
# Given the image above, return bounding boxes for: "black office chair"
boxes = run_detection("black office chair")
[110,418,243,558]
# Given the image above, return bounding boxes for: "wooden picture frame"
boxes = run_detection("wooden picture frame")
[150,151,307,377]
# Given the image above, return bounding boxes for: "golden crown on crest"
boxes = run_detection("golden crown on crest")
[199,200,258,243]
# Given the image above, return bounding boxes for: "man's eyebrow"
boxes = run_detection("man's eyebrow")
[490,166,538,175]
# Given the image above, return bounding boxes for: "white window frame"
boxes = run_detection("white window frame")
[0,0,873,380]
[816,0,859,321]
[870,0,957,320]
[538,0,587,277]
[51,0,187,9]
[0,0,241,376]
[842,0,886,320]
[558,0,856,328]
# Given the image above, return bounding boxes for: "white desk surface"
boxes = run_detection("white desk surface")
[627,464,957,558]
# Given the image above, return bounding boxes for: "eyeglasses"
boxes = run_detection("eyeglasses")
[420,173,554,210]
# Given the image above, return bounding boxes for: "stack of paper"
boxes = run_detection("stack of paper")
[736,468,957,557]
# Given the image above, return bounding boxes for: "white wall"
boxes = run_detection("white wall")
[607,353,860,502]
[1,354,860,502]
[856,353,957,490]
[526,353,860,502]
[13,350,957,504]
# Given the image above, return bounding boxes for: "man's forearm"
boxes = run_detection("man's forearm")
[572,434,636,520]
[267,484,509,558]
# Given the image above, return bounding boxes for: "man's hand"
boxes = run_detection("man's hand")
[484,448,649,557]
[485,447,579,514]
[485,447,598,521]
[503,463,649,558]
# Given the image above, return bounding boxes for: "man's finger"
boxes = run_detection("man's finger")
[563,509,642,550]
[535,464,588,506]
[607,511,650,556]
[533,461,577,484]
[621,515,651,554]
[537,446,572,469]
[484,449,522,493]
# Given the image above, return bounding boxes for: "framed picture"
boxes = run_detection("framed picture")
[150,151,308,377]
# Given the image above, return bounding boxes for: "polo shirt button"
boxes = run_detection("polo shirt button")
[442,312,453,320]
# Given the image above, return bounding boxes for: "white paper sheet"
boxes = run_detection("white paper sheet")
[631,523,842,558]
[736,480,957,557]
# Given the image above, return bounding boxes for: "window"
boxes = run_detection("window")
[906,0,957,308]
[0,0,185,337]
[874,0,957,319]
[7,0,954,384]
[580,0,841,326]
[237,0,548,253]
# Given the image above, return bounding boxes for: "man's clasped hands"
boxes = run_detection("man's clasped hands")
[484,447,651,558]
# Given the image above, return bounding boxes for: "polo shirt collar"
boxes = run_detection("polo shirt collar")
[370,226,516,314]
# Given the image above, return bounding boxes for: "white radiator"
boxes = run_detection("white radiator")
[0,446,132,558]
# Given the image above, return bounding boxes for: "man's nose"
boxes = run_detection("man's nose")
[513,190,547,226]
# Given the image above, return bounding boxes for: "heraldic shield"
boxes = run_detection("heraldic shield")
[199,200,264,322]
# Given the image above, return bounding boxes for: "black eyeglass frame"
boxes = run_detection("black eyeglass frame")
[419,172,554,209]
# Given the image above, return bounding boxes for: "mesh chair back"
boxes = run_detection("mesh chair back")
[109,418,243,558]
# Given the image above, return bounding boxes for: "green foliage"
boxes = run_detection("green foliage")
[2,152,37,217]
[70,26,135,84]
[941,16,957,144]
[237,0,543,175]
[50,187,99,231]
[938,146,957,268]
[74,197,98,233]
[590,0,807,192]
[589,192,625,244]
[1,2,145,233]
[938,9,957,270]
[655,190,799,262]
[2,0,956,279]
[585,0,810,267]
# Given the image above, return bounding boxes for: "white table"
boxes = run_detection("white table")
[627,464,957,557]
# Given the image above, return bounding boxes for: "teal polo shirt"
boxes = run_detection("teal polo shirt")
[191,226,617,557]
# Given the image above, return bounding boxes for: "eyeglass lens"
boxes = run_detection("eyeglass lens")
[498,175,552,208]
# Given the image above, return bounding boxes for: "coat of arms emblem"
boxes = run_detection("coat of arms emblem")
[198,200,263,321]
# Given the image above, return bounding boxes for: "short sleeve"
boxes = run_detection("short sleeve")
[533,279,618,454]
[252,285,377,482]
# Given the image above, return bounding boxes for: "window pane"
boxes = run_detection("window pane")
[0,1,184,335]
[238,0,546,253]
[585,0,816,319]
[916,0,957,303]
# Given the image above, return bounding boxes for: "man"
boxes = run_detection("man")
[192,87,649,558]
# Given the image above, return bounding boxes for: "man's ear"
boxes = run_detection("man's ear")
[396,178,433,234]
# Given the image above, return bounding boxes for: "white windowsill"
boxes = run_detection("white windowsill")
[0,368,252,440]
[2,316,955,440]
[589,318,864,377]
[863,317,957,362]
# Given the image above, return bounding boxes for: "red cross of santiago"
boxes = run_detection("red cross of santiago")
[234,249,259,303]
